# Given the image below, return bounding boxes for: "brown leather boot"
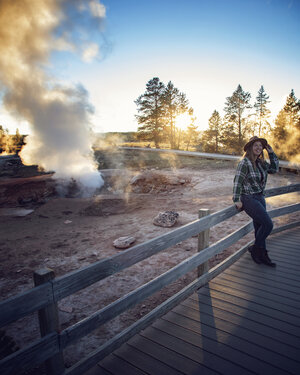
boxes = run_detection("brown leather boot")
[249,245,262,264]
[260,249,276,267]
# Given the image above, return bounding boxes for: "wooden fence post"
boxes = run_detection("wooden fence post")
[197,209,210,278]
[33,268,65,375]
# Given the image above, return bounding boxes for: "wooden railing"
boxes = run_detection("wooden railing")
[0,184,300,375]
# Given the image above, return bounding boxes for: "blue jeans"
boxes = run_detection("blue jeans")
[241,193,273,249]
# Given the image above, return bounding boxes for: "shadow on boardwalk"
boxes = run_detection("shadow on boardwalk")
[91,227,300,375]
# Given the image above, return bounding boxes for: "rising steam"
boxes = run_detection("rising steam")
[0,0,106,194]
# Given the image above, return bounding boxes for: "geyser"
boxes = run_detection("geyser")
[0,0,106,194]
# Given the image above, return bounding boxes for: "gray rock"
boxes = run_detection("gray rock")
[113,236,136,249]
[153,211,179,227]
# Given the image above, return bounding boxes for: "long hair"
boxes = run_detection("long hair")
[244,147,265,168]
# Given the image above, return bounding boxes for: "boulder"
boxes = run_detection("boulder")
[153,211,179,227]
[113,236,136,249]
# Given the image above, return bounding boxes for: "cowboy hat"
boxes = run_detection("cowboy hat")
[244,136,268,152]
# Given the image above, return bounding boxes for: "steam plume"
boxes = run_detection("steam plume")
[0,0,106,193]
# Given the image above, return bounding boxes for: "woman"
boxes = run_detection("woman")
[233,136,279,266]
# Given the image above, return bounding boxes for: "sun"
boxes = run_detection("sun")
[175,112,191,131]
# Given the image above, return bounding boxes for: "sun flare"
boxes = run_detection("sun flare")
[175,112,191,131]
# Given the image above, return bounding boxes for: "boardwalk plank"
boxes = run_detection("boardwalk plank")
[98,353,148,375]
[268,241,299,252]
[214,274,300,309]
[188,293,299,341]
[255,249,300,263]
[180,297,300,348]
[141,326,247,375]
[237,257,300,277]
[194,287,300,328]
[94,227,300,375]
[162,310,299,375]
[153,318,282,375]
[114,345,183,375]
[228,261,300,285]
[207,281,300,318]
[172,304,300,362]
[85,364,111,375]
[128,334,215,375]
[222,267,300,296]
[267,249,300,260]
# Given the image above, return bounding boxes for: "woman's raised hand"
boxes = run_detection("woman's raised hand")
[265,144,273,153]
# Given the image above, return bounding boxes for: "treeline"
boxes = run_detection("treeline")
[0,126,25,154]
[135,77,300,161]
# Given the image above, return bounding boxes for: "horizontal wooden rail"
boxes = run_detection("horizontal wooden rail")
[0,184,299,375]
[264,184,300,197]
[0,333,59,375]
[65,239,254,375]
[59,221,254,348]
[3,216,299,375]
[59,202,300,349]
[51,183,300,301]
[271,220,300,235]
[65,215,300,375]
[0,184,299,330]
[0,283,53,328]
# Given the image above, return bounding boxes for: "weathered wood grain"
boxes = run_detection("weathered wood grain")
[52,204,238,301]
[33,269,65,375]
[53,184,300,301]
[0,183,299,375]
[60,221,254,349]
[271,220,300,234]
[0,283,52,328]
[1,185,298,330]
[197,208,210,277]
[63,241,252,375]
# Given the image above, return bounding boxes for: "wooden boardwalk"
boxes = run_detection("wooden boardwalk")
[89,227,300,375]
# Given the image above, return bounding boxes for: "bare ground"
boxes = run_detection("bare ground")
[0,151,299,372]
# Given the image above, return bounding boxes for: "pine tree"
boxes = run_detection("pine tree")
[272,89,300,161]
[162,81,189,149]
[283,89,300,130]
[202,110,222,153]
[135,77,165,148]
[223,84,252,153]
[12,128,25,154]
[254,86,271,136]
[272,109,289,158]
[183,109,199,151]
[0,125,8,153]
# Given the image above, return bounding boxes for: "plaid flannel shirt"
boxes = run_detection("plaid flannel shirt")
[233,152,279,203]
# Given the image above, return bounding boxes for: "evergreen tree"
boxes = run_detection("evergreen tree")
[223,84,252,152]
[254,86,271,136]
[202,110,222,153]
[12,128,25,154]
[135,77,165,148]
[183,109,199,151]
[283,89,300,130]
[272,109,289,158]
[272,89,300,161]
[162,81,189,149]
[0,125,8,153]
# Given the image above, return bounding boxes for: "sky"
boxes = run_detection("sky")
[1,0,300,134]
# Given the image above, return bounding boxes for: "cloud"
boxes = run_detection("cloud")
[89,0,106,18]
[82,43,100,62]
